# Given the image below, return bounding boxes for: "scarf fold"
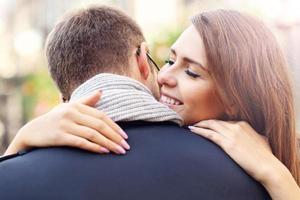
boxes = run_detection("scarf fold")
[70,73,183,126]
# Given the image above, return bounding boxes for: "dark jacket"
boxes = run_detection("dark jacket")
[0,121,270,200]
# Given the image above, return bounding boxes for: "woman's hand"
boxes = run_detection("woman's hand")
[189,120,273,182]
[4,91,130,156]
[189,120,300,200]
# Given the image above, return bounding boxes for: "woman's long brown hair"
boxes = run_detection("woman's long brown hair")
[192,10,300,184]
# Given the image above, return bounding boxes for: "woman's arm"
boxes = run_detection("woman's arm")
[4,91,130,156]
[189,120,300,200]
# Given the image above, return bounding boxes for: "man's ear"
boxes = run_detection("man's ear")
[136,42,150,80]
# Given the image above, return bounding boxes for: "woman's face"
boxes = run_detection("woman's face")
[158,25,225,125]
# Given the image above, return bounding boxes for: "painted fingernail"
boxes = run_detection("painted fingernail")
[121,140,130,150]
[100,147,110,153]
[119,130,128,139]
[116,145,126,155]
[188,126,194,129]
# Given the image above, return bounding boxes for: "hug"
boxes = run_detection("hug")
[0,5,299,200]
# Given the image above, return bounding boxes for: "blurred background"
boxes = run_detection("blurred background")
[0,0,299,153]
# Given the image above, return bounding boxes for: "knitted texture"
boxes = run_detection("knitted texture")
[70,73,183,125]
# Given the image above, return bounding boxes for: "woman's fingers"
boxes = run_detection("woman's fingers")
[193,120,230,137]
[69,90,130,154]
[77,90,102,107]
[56,91,130,154]
[61,134,110,154]
[188,126,225,148]
[189,120,228,148]
[218,121,269,148]
[190,119,277,184]
[68,123,126,155]
[72,111,130,151]
[76,103,128,139]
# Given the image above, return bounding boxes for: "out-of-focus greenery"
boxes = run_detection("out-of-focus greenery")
[22,69,59,121]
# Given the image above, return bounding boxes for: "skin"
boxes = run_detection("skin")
[163,25,299,200]
[157,25,225,125]
[4,42,155,156]
[4,91,129,155]
[4,25,300,200]
[189,120,300,200]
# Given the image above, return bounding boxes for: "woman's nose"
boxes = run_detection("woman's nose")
[158,64,177,88]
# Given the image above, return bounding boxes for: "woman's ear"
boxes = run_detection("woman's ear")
[136,42,150,80]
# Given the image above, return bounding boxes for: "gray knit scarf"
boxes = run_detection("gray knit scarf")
[70,73,183,126]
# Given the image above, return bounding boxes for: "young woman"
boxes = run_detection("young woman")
[4,10,300,199]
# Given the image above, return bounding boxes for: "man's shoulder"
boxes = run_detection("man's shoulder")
[118,120,194,138]
[117,120,183,130]
[0,121,270,200]
[118,121,224,154]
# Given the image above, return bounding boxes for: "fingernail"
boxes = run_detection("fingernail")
[121,140,130,150]
[116,145,126,154]
[188,126,197,133]
[100,147,109,153]
[119,130,128,139]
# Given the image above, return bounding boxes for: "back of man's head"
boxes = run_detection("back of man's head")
[45,6,145,101]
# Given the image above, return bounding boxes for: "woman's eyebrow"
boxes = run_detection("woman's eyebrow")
[170,48,208,72]
[170,48,177,56]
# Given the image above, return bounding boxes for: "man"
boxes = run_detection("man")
[0,6,269,200]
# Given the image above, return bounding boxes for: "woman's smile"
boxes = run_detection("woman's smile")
[157,25,225,125]
[159,93,183,107]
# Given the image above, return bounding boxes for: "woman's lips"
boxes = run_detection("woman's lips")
[159,93,183,106]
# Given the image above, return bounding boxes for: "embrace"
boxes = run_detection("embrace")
[0,5,299,200]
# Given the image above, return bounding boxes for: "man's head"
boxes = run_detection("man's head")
[46,6,160,101]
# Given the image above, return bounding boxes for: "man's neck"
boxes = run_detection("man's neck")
[70,73,182,125]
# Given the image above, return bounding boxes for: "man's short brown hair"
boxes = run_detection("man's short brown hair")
[45,6,145,100]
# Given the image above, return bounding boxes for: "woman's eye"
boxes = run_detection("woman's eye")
[185,69,200,78]
[165,59,175,65]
